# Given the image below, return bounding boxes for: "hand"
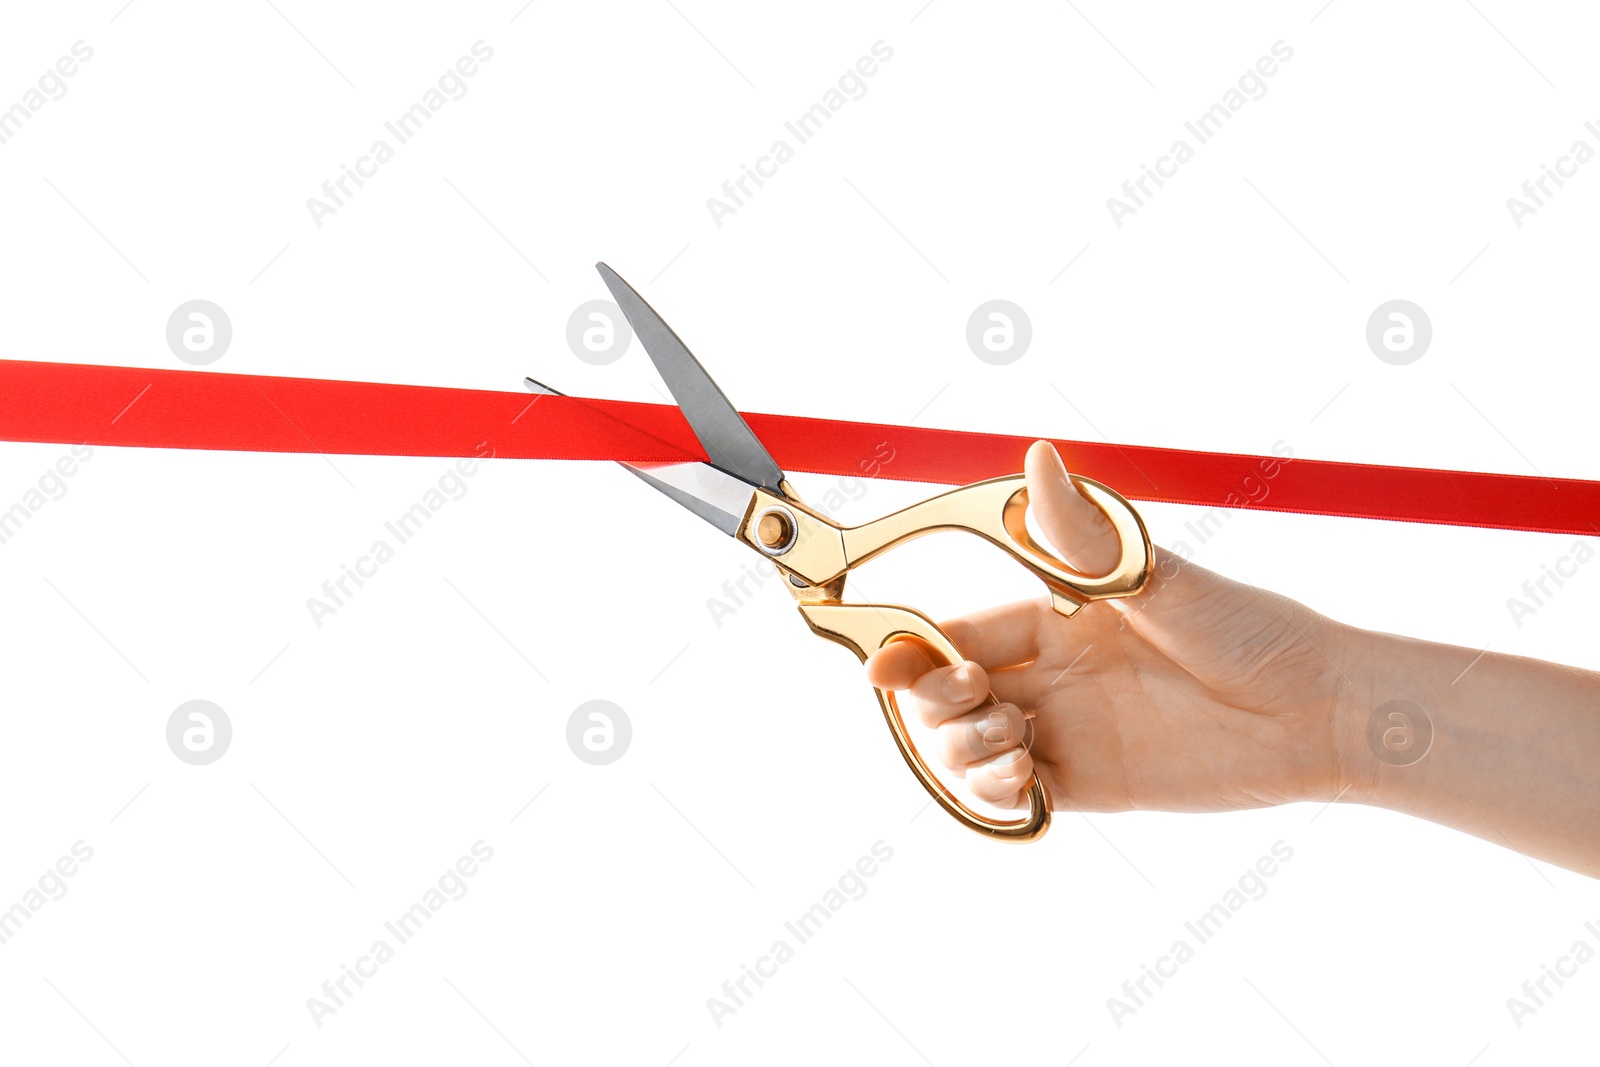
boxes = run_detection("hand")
[866,440,1600,878]
[865,440,1364,814]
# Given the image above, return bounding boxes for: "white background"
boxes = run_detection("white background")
[1,1,1597,1064]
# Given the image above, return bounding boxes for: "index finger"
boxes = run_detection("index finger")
[941,598,1044,669]
[864,598,1044,690]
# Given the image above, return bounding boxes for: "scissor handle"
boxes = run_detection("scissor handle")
[797,601,1051,842]
[838,474,1151,617]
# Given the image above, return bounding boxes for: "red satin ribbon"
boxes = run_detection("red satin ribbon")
[2,359,1594,536]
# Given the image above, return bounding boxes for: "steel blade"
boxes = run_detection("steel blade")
[595,262,787,494]
[524,376,755,538]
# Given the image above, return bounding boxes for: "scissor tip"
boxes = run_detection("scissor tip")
[523,377,562,396]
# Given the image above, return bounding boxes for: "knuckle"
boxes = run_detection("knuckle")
[972,775,1018,804]
[936,724,967,768]
[908,669,946,706]
[913,695,949,729]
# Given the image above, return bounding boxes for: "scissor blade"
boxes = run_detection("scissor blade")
[619,462,755,537]
[524,376,756,539]
[595,262,787,495]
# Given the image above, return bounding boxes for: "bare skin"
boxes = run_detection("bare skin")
[866,441,1600,878]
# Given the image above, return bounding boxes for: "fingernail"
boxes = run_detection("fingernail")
[939,664,978,704]
[986,748,1023,778]
[1042,442,1070,485]
[980,710,1011,750]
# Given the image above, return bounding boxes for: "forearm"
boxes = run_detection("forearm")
[1334,626,1600,878]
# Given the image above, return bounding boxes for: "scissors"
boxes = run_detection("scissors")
[528,264,1154,842]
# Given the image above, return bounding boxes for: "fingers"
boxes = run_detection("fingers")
[1025,440,1122,577]
[935,702,1028,768]
[918,691,1036,806]
[941,600,1043,671]
[966,746,1035,807]
[905,661,990,728]
[864,638,942,692]
[863,599,1044,692]
[861,656,1037,809]
[984,663,1050,711]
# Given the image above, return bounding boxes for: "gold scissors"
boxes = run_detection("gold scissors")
[529,264,1153,842]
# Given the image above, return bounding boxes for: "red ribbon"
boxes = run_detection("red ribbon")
[2,359,1595,537]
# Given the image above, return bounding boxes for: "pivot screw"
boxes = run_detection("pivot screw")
[752,505,798,555]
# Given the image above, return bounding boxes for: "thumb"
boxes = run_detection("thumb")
[1024,440,1122,577]
[1025,443,1297,673]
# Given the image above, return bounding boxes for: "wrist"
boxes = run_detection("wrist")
[1325,624,1442,812]
[1259,613,1382,808]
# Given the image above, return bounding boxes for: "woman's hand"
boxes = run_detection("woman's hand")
[864,441,1366,815]
[867,440,1600,877]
